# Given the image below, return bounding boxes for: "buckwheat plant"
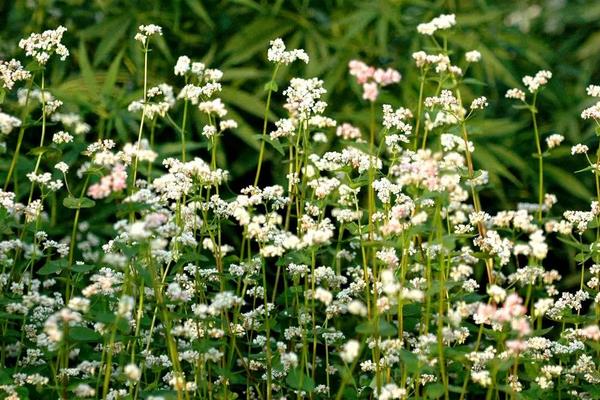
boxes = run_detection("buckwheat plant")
[0,14,600,400]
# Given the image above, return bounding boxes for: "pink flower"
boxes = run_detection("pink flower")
[374,68,401,86]
[145,212,168,228]
[87,178,111,199]
[349,60,401,102]
[362,82,379,102]
[474,303,496,325]
[502,294,527,318]
[87,164,128,199]
[348,60,374,84]
[510,317,531,337]
[506,339,527,354]
[111,164,127,192]
[580,325,600,341]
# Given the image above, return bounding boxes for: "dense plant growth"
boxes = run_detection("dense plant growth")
[1,4,600,400]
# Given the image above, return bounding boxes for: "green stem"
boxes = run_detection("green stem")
[131,43,150,192]
[4,76,34,190]
[413,71,426,150]
[253,64,280,186]
[530,93,543,222]
[27,70,47,205]
[181,98,189,161]
[65,174,90,302]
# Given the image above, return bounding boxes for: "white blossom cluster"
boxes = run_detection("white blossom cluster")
[18,26,69,64]
[134,24,163,45]
[0,14,599,400]
[0,59,31,89]
[417,14,456,35]
[267,38,309,65]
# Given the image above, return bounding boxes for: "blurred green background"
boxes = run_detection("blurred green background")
[1,0,600,280]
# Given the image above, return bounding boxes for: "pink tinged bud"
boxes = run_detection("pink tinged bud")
[110,164,128,192]
[87,164,128,199]
[511,318,531,337]
[362,82,379,102]
[506,339,527,354]
[87,181,111,199]
[348,60,375,84]
[374,68,401,86]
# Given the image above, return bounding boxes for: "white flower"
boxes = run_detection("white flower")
[505,88,526,101]
[581,102,600,120]
[73,384,95,397]
[19,26,69,64]
[198,98,227,117]
[55,162,69,174]
[52,112,90,135]
[0,111,22,134]
[571,143,589,155]
[270,118,296,139]
[52,130,73,144]
[267,38,309,65]
[546,134,564,149]
[336,123,361,140]
[347,300,367,317]
[586,84,600,98]
[382,104,413,133]
[340,339,360,363]
[470,96,488,110]
[314,287,333,305]
[283,77,327,119]
[124,363,141,381]
[174,55,191,76]
[0,59,31,90]
[417,14,456,35]
[424,90,458,109]
[465,50,482,63]
[202,125,217,138]
[219,119,237,131]
[134,24,163,44]
[472,370,492,387]
[127,222,150,241]
[129,83,176,120]
[378,383,407,400]
[522,70,552,93]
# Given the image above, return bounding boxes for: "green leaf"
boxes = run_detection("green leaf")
[102,50,124,96]
[462,77,488,86]
[93,17,130,67]
[220,87,276,120]
[184,0,215,29]
[38,260,67,275]
[27,146,62,161]
[63,196,96,209]
[77,40,99,98]
[261,135,286,156]
[68,326,101,342]
[399,349,420,374]
[546,164,593,201]
[425,383,446,399]
[285,368,315,391]
[71,263,96,273]
[356,319,397,337]
[264,80,278,92]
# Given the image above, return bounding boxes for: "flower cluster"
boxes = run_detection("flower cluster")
[417,13,456,35]
[18,26,69,64]
[0,16,600,400]
[134,24,163,45]
[267,38,309,64]
[348,60,401,101]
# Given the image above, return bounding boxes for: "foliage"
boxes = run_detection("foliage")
[0,2,600,400]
